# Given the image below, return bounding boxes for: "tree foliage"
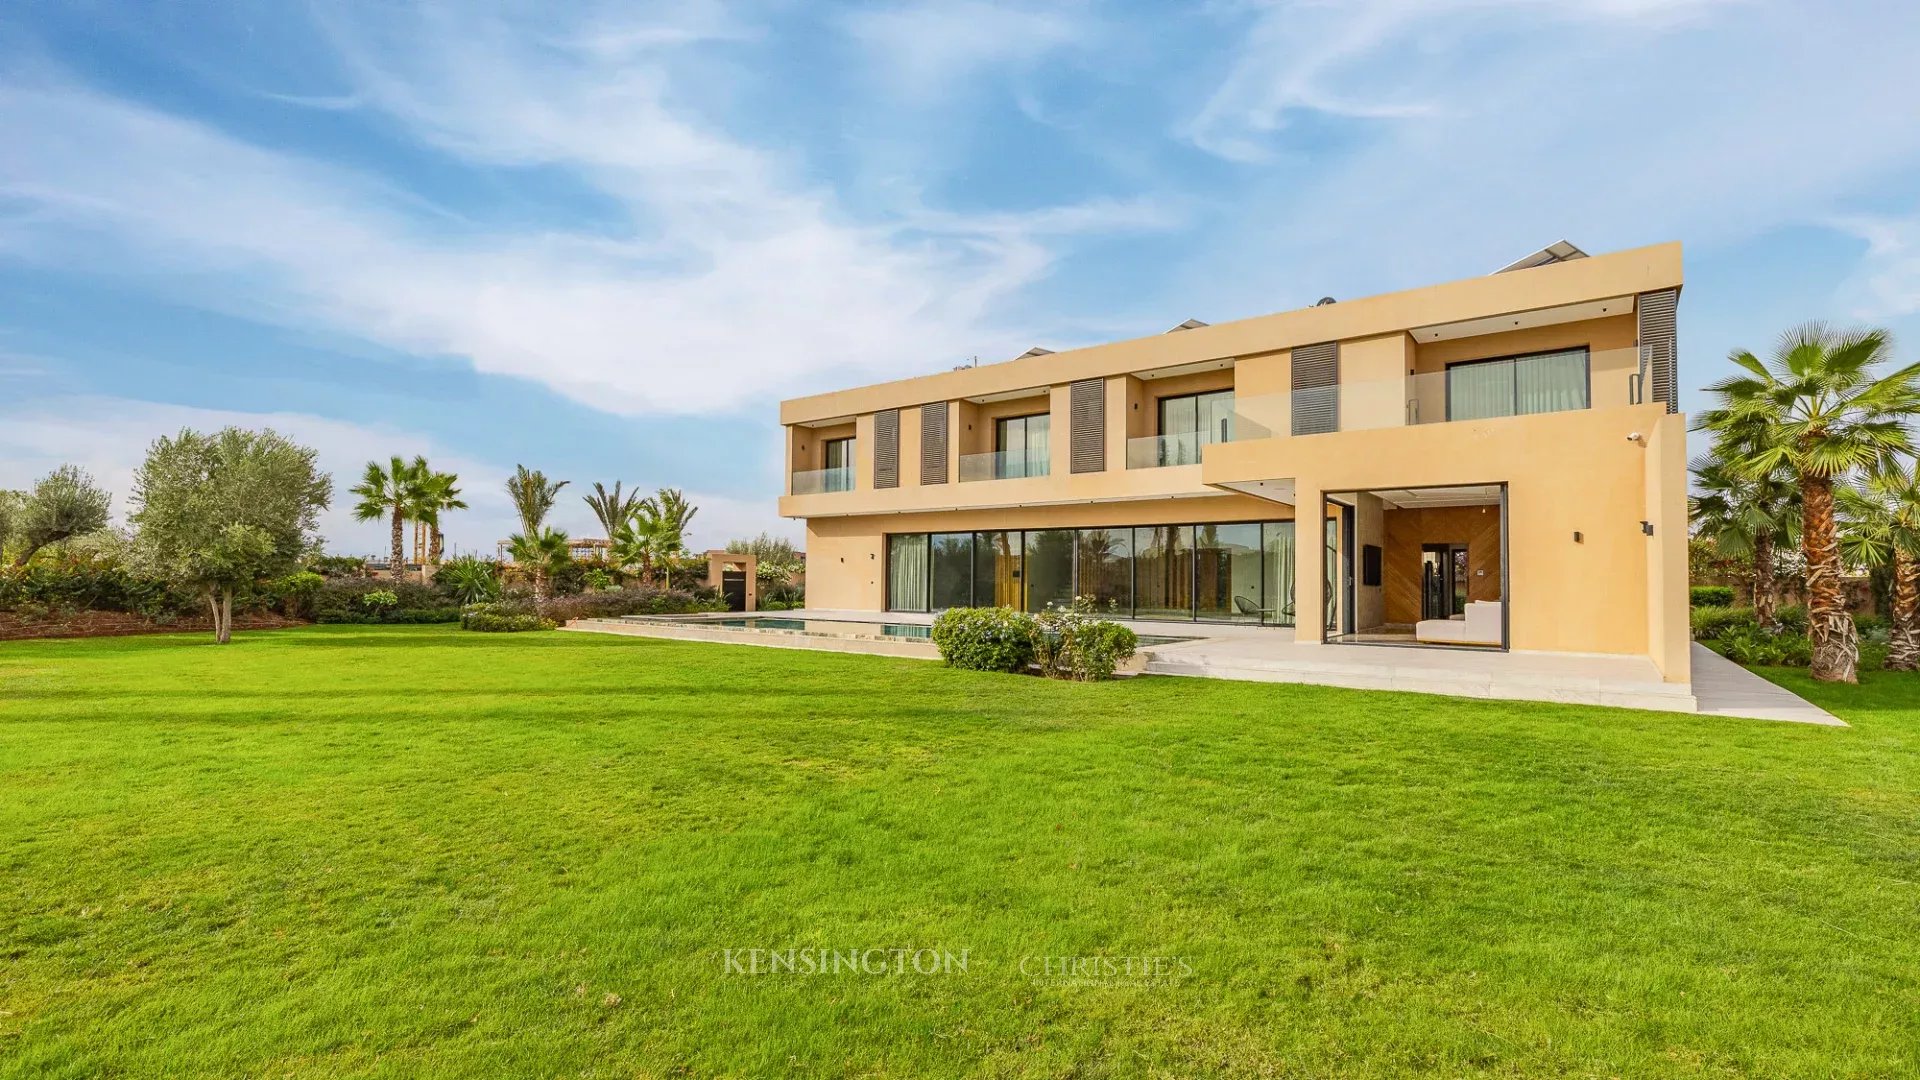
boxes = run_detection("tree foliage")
[506,465,568,537]
[1697,322,1920,682]
[10,465,111,566]
[583,481,645,540]
[129,427,331,644]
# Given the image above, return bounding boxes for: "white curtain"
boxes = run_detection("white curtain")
[888,534,929,612]
[1263,522,1296,626]
[1448,361,1513,420]
[1515,349,1589,415]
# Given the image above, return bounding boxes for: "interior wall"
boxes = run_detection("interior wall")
[1353,493,1386,630]
[1380,503,1504,624]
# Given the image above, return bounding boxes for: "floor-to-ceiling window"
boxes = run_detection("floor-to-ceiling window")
[886,520,1296,624]
[1446,348,1590,421]
[1157,390,1234,466]
[929,533,974,610]
[1075,528,1132,614]
[1023,529,1074,612]
[1195,523,1264,621]
[820,437,854,492]
[887,533,929,612]
[1133,525,1194,621]
[993,414,1050,479]
[973,531,1021,607]
[1263,522,1296,627]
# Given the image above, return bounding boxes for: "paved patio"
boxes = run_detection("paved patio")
[567,609,1843,726]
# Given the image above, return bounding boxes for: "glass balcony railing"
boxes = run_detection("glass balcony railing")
[958,448,1051,482]
[1229,346,1640,438]
[790,466,854,495]
[1126,430,1211,468]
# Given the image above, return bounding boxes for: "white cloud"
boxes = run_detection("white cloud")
[1831,213,1920,320]
[1184,0,1745,163]
[0,2,1168,419]
[0,396,798,557]
[840,1,1090,98]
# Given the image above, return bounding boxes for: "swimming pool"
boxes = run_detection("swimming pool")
[629,615,1194,648]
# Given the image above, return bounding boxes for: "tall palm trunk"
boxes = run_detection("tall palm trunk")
[389,503,406,579]
[1889,548,1919,673]
[1803,474,1858,683]
[429,526,445,565]
[1752,529,1777,629]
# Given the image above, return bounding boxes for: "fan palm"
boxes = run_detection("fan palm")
[583,481,645,540]
[506,527,570,602]
[505,465,569,537]
[1698,323,1920,682]
[631,489,699,587]
[1689,436,1799,628]
[349,456,423,577]
[1838,458,1920,671]
[411,469,466,565]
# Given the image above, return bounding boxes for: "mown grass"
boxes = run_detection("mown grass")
[1,625,1916,1078]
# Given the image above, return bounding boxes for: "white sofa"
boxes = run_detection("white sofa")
[1415,601,1503,645]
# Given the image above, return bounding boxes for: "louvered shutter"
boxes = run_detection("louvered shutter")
[1069,379,1105,473]
[1637,288,1679,414]
[1291,343,1339,435]
[920,403,949,484]
[873,409,899,488]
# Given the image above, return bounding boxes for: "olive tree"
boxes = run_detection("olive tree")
[10,465,111,566]
[129,427,331,644]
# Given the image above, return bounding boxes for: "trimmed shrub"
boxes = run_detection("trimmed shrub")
[1689,585,1735,607]
[931,607,1038,673]
[461,608,555,633]
[312,580,459,624]
[1690,605,1756,641]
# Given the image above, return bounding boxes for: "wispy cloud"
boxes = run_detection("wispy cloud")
[1184,0,1744,163]
[839,1,1093,99]
[1830,212,1920,320]
[0,3,1168,418]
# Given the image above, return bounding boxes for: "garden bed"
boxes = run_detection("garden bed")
[0,610,307,641]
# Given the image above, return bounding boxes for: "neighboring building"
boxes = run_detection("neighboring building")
[779,241,1689,683]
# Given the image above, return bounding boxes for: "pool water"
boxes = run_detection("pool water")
[642,615,1193,647]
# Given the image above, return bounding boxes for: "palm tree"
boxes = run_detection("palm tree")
[350,456,422,577]
[583,481,645,540]
[608,520,658,585]
[505,465,569,537]
[507,527,570,602]
[1839,458,1920,671]
[632,489,699,587]
[1689,437,1799,628]
[412,469,467,565]
[1698,323,1920,682]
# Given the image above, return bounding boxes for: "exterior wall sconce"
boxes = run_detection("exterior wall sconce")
[1573,531,1583,543]
[1640,521,1654,536]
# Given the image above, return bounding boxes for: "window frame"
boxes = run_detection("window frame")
[1443,346,1592,422]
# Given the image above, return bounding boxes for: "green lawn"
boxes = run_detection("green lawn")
[2,626,1916,1078]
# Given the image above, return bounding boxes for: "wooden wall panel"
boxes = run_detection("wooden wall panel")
[1381,504,1503,624]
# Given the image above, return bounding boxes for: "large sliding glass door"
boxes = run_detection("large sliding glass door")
[1195,523,1264,622]
[886,519,1297,625]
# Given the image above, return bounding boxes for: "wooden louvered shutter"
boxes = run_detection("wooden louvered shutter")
[1637,288,1678,414]
[1291,343,1339,435]
[920,403,949,484]
[873,409,899,488]
[1069,379,1106,474]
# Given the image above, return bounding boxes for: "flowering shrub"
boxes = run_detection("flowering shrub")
[460,605,556,632]
[1033,597,1138,681]
[930,607,1038,673]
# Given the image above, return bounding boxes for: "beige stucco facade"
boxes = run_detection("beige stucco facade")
[780,242,1691,683]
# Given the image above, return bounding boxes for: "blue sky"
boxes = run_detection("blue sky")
[2,0,1917,555]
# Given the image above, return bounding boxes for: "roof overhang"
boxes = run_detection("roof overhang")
[1409,295,1633,344]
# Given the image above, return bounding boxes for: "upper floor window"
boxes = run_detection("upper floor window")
[821,437,854,491]
[993,413,1050,479]
[1157,390,1235,465]
[1446,348,1590,422]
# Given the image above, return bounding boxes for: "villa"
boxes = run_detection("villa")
[778,241,1693,693]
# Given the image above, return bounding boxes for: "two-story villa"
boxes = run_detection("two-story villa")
[778,241,1690,685]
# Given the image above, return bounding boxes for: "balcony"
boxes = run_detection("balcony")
[1230,346,1638,438]
[790,465,854,495]
[1126,430,1211,469]
[959,448,1051,482]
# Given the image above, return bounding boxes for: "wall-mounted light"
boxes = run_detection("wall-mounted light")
[1640,521,1654,536]
[1573,531,1583,543]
